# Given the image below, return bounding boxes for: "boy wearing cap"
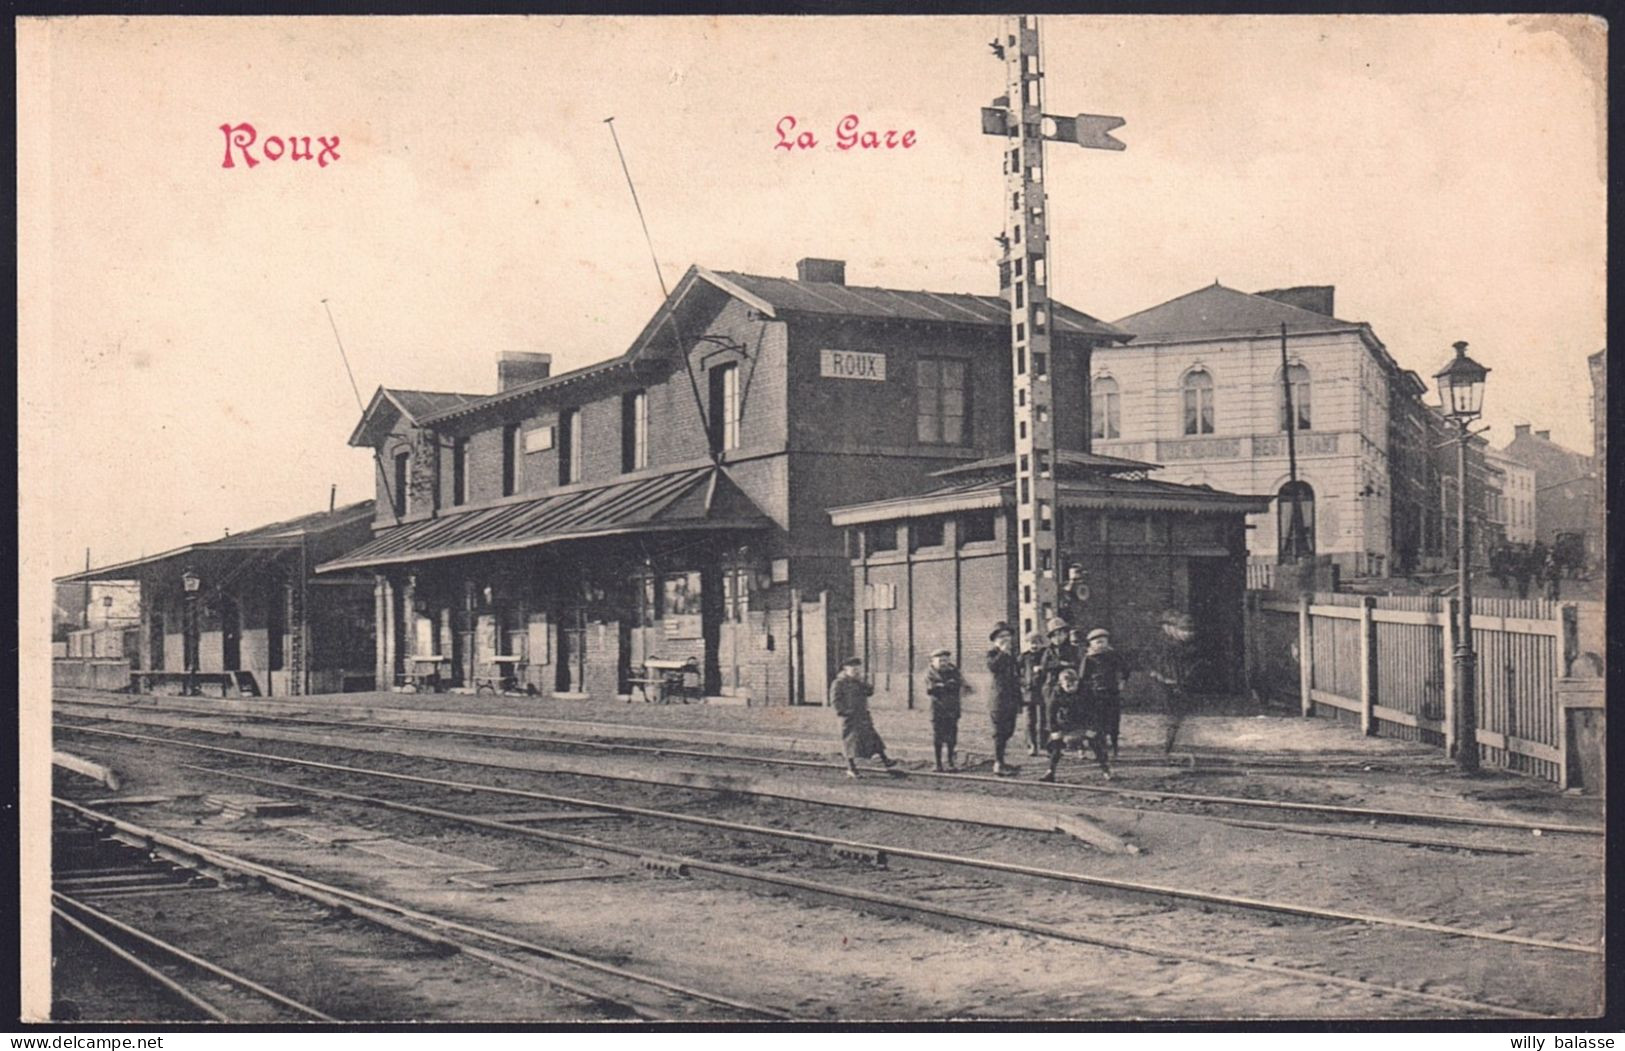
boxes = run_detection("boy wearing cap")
[1040,664,1111,781]
[1038,617,1081,741]
[984,622,1022,776]
[1080,628,1130,758]
[830,657,897,778]
[924,648,965,772]
[1019,631,1049,756]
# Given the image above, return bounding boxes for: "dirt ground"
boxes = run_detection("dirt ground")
[50,688,1606,1021]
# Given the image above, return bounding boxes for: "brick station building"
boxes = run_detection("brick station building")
[830,453,1269,711]
[318,258,1129,705]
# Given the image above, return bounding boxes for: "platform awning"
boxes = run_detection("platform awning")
[316,466,771,573]
[829,474,1270,527]
[55,502,375,583]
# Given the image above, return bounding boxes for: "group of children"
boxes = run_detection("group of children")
[923,617,1129,781]
[833,611,1196,781]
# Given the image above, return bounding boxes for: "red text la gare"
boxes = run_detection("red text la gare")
[775,114,917,152]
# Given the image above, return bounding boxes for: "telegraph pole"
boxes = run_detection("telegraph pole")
[984,15,1125,637]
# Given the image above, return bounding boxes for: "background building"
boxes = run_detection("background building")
[1501,423,1598,566]
[1485,446,1536,545]
[1094,283,1428,581]
[57,502,378,695]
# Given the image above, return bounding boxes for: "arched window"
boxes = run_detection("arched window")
[1277,481,1316,558]
[1091,376,1120,440]
[1182,368,1214,435]
[1280,364,1312,431]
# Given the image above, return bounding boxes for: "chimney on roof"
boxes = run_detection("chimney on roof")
[1254,286,1335,317]
[498,352,552,392]
[1536,429,1551,441]
[1514,423,1531,438]
[796,258,846,285]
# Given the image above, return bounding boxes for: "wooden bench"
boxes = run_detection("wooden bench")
[398,656,452,693]
[630,658,701,704]
[474,655,531,695]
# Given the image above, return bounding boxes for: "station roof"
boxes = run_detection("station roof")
[828,472,1269,527]
[412,265,1130,428]
[316,466,770,573]
[932,450,1160,480]
[56,501,376,583]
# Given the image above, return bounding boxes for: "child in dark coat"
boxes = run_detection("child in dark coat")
[924,648,965,771]
[1040,665,1112,782]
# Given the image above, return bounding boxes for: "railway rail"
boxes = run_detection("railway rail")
[53,698,1603,842]
[54,721,1600,1018]
[53,797,789,1023]
[55,770,1547,1020]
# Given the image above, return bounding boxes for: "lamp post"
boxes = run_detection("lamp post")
[1434,341,1490,774]
[181,567,201,697]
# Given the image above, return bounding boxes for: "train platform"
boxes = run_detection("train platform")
[62,684,1432,764]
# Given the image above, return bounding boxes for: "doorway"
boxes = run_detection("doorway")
[219,595,242,672]
[1186,558,1237,693]
[556,608,587,694]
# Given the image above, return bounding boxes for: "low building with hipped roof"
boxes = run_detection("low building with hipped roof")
[829,452,1270,711]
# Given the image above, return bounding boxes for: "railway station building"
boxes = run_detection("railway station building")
[55,502,379,696]
[318,258,1133,705]
[830,453,1270,712]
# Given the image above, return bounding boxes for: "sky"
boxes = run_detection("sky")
[20,15,1607,578]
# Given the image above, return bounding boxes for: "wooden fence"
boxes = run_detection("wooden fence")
[1247,592,1591,784]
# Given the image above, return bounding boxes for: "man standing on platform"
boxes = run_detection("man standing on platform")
[830,657,897,778]
[1148,611,1200,755]
[985,622,1022,777]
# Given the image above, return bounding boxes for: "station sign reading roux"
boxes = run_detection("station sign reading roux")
[819,349,887,381]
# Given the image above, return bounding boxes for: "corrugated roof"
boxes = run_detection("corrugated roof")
[418,359,641,425]
[1113,283,1359,341]
[829,473,1269,526]
[388,389,484,419]
[411,264,1128,428]
[57,501,377,582]
[712,270,1128,341]
[316,468,769,573]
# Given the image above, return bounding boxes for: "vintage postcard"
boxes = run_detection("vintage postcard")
[17,13,1608,1026]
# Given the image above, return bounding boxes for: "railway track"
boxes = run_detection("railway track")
[53,723,1598,1017]
[56,721,1602,955]
[51,799,784,1022]
[53,698,1603,845]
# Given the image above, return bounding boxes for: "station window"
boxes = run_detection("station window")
[709,364,740,451]
[622,390,648,473]
[502,423,521,495]
[917,358,968,444]
[392,450,409,518]
[1091,376,1121,440]
[865,523,899,554]
[910,518,945,550]
[959,511,997,545]
[559,408,582,485]
[453,437,470,506]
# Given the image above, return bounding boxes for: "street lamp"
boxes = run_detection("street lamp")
[1434,340,1490,774]
[181,568,202,696]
